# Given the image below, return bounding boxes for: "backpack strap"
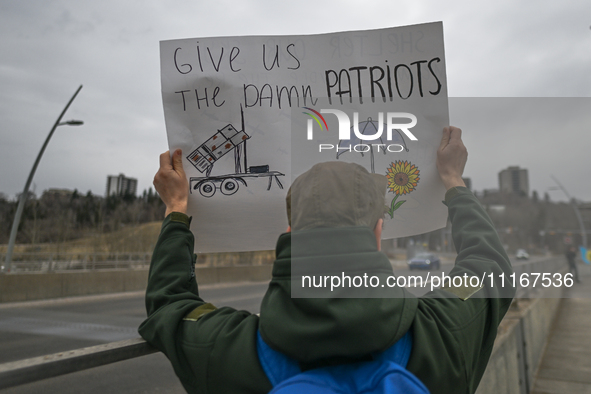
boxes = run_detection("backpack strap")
[256,330,414,387]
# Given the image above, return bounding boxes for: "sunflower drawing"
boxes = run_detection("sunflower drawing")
[385,161,420,218]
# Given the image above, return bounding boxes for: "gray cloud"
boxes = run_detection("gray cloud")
[0,0,590,202]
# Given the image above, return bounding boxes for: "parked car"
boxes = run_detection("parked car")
[408,253,441,270]
[516,249,529,260]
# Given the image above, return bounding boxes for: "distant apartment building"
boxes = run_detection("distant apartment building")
[498,166,529,196]
[106,174,137,197]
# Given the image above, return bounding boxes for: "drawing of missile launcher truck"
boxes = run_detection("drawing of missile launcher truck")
[186,111,285,198]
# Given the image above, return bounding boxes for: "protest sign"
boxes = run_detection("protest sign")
[160,22,449,252]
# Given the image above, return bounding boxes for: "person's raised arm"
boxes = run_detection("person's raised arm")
[153,149,189,217]
[433,126,513,297]
[407,127,514,393]
[139,150,209,391]
[141,148,198,317]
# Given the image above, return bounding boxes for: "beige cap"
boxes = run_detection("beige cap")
[287,161,388,231]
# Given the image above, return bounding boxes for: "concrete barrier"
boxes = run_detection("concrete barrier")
[0,265,273,303]
[475,284,564,394]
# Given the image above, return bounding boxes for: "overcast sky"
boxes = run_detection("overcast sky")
[1,0,590,203]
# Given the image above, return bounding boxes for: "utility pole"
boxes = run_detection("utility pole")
[4,85,83,273]
[551,175,587,249]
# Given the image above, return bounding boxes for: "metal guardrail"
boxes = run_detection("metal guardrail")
[0,338,157,390]
[0,256,571,390]
[0,252,152,273]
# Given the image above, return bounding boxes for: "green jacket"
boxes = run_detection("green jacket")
[139,187,514,393]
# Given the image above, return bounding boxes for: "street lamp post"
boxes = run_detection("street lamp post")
[3,85,83,273]
[550,175,588,249]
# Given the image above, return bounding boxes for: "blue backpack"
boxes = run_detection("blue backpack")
[256,330,430,393]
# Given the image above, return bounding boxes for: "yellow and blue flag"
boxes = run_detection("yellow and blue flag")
[579,247,591,265]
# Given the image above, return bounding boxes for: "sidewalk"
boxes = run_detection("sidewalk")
[531,264,591,393]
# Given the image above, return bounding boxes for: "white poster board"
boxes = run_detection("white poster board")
[160,22,449,252]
